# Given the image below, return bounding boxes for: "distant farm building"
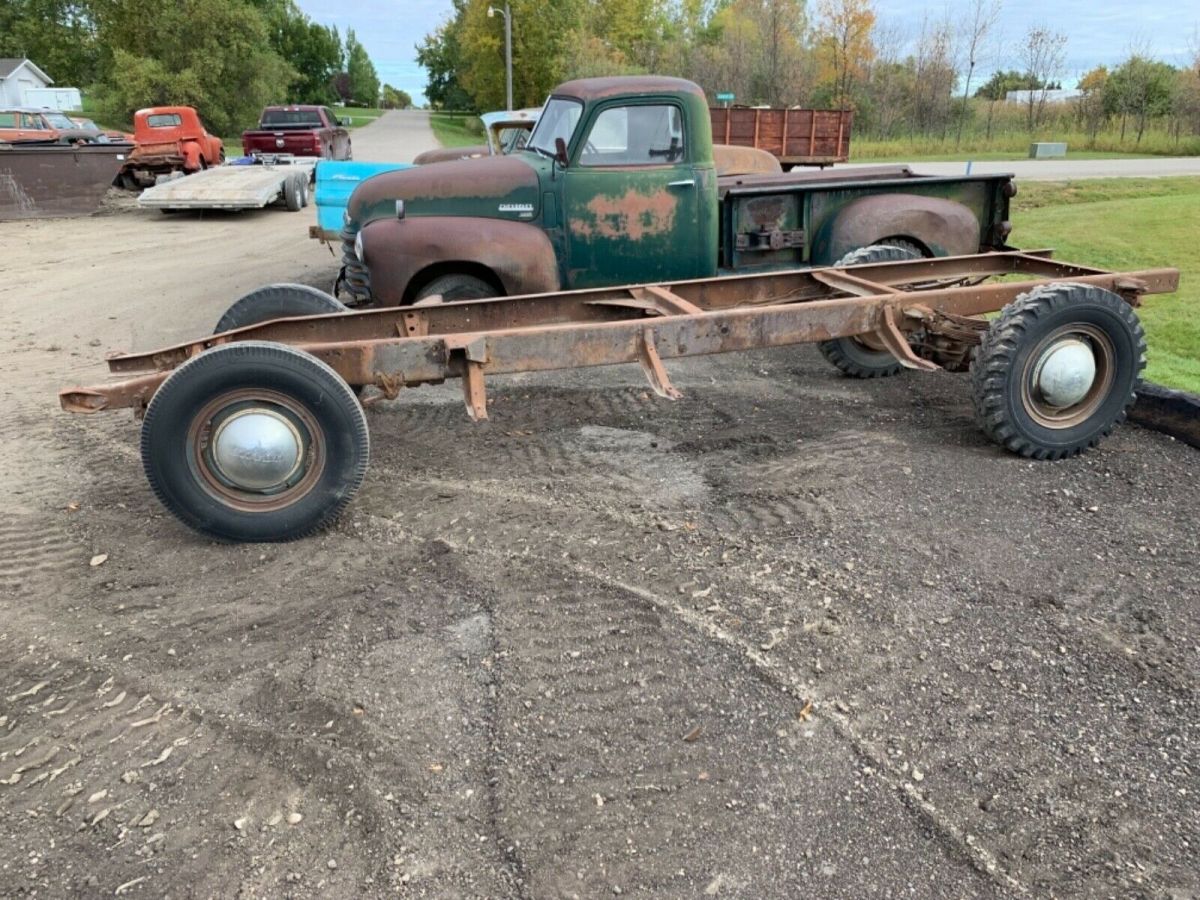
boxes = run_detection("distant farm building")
[0,58,82,111]
[1004,89,1081,104]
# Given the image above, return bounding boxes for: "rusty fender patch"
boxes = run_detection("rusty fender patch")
[575,187,678,241]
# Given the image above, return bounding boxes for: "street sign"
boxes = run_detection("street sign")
[716,92,735,102]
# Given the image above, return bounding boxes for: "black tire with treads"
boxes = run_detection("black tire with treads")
[413,273,498,303]
[283,174,303,211]
[817,243,923,378]
[140,341,369,542]
[214,283,346,334]
[970,282,1145,459]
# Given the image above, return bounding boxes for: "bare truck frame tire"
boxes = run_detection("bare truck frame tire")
[140,342,369,542]
[214,283,347,334]
[414,274,498,304]
[970,282,1145,460]
[818,243,924,378]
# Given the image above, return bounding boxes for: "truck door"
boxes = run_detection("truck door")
[563,102,708,289]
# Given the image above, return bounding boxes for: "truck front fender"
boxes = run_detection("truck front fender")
[360,216,561,306]
[813,193,981,264]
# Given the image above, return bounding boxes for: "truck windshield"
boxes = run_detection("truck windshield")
[526,98,582,158]
[261,109,323,127]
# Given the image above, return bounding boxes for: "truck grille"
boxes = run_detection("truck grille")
[340,226,372,303]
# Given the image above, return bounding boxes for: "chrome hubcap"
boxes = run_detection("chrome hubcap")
[1033,338,1096,409]
[211,409,303,491]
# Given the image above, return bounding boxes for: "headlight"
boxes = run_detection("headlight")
[354,230,365,263]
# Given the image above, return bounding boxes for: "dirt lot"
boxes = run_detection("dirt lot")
[0,114,1197,899]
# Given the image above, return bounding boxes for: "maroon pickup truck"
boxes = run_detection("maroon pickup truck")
[241,105,351,160]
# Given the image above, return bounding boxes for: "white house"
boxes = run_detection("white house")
[0,58,82,111]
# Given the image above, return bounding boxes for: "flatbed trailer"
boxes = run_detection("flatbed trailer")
[59,250,1179,543]
[137,157,316,211]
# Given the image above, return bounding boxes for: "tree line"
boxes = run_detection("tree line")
[0,0,395,135]
[417,0,1200,151]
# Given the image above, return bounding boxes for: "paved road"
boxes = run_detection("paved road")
[349,109,438,163]
[843,156,1200,180]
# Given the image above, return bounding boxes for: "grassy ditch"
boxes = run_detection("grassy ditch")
[429,112,485,148]
[1013,177,1200,392]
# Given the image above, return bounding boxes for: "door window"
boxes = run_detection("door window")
[21,113,44,129]
[0,113,17,127]
[579,105,684,167]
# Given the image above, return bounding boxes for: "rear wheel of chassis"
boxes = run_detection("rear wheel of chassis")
[817,242,924,378]
[970,282,1145,459]
[140,341,369,542]
[213,283,346,334]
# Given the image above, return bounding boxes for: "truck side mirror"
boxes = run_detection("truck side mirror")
[554,136,569,168]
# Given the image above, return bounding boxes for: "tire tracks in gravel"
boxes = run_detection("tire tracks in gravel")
[358,492,1021,897]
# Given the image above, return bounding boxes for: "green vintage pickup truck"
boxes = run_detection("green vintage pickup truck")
[341,76,1015,315]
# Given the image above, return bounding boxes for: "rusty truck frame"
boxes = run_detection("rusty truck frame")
[59,250,1179,543]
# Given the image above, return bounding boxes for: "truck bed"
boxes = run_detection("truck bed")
[716,169,1015,271]
[137,159,316,210]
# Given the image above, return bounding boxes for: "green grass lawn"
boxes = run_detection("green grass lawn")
[337,107,387,128]
[430,112,485,148]
[1013,177,1200,393]
[852,149,1155,163]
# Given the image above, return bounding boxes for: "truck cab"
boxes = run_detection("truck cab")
[345,76,1012,306]
[118,106,224,189]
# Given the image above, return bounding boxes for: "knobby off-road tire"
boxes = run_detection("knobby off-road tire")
[970,282,1145,460]
[414,273,498,304]
[141,342,369,542]
[817,243,924,378]
[213,283,346,334]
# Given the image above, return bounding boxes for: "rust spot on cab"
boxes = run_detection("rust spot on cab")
[576,187,678,241]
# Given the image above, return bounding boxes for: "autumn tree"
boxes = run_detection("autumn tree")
[955,0,1000,147]
[1075,66,1109,144]
[911,14,957,137]
[381,84,413,109]
[344,29,379,106]
[814,0,876,109]
[1018,25,1067,131]
[90,0,294,135]
[1108,55,1177,142]
[416,0,473,110]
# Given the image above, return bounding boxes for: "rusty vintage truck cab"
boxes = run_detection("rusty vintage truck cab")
[343,76,1015,306]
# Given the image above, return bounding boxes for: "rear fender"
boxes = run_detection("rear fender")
[813,193,981,264]
[360,216,560,306]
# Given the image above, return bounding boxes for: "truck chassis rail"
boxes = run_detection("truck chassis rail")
[63,250,1176,418]
[58,250,1180,542]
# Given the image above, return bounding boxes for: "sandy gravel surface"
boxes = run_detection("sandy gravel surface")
[0,113,1196,899]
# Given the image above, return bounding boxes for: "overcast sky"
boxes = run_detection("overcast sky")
[295,0,1196,105]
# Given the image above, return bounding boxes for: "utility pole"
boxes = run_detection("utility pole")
[488,3,513,111]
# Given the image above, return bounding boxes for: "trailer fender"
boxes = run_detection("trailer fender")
[359,216,561,306]
[814,193,981,264]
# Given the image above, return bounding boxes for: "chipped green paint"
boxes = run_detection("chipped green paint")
[342,76,1012,304]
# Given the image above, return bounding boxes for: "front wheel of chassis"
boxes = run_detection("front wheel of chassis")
[970,282,1145,459]
[140,341,369,542]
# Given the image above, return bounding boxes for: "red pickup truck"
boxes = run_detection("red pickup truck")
[241,105,351,159]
